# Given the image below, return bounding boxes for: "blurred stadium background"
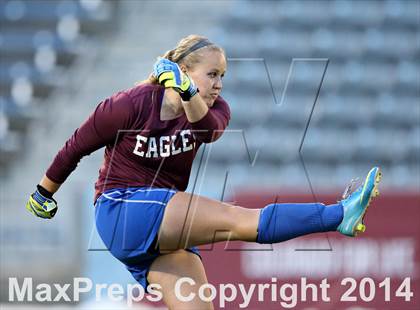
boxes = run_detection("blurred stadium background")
[0,0,419,309]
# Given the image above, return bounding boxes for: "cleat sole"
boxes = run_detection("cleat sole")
[351,167,382,236]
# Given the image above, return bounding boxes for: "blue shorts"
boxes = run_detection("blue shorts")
[94,187,200,289]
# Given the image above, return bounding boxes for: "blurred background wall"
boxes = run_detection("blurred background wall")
[0,0,419,309]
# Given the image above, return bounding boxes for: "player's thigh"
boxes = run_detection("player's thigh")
[158,192,260,250]
[147,250,214,310]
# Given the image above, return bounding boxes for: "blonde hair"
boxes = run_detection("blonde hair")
[140,34,225,85]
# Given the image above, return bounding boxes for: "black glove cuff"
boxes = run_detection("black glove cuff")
[37,184,54,199]
[180,92,192,101]
[180,88,199,101]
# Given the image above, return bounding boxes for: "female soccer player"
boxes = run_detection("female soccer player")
[26,35,381,309]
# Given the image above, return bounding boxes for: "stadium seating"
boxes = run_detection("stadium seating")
[209,0,419,188]
[0,0,118,176]
[0,0,418,189]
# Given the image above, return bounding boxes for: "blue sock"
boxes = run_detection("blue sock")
[256,203,343,244]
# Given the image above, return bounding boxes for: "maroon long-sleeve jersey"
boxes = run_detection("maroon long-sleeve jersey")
[46,83,230,200]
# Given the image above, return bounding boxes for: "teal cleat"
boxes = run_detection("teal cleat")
[337,167,382,237]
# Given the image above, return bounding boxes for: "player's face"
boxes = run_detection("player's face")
[187,50,226,107]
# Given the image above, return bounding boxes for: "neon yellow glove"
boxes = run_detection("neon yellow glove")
[26,185,58,219]
[153,58,198,100]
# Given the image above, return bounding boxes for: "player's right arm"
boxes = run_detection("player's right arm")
[153,58,231,143]
[26,92,135,219]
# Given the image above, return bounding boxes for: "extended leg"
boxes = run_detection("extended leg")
[157,192,343,251]
[157,167,381,249]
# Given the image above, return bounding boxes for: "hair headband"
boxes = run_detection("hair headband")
[176,39,213,62]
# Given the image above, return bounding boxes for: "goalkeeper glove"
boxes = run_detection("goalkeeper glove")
[26,185,58,219]
[153,58,198,101]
